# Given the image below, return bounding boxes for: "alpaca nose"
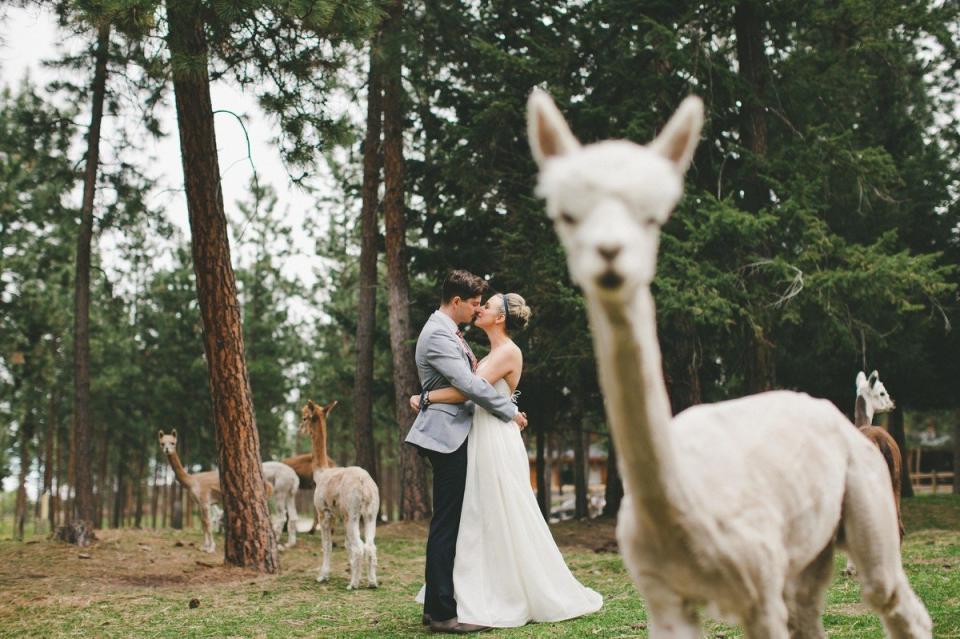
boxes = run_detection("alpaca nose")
[598,245,621,262]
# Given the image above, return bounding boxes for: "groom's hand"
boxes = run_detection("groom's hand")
[512,411,528,431]
[409,394,422,412]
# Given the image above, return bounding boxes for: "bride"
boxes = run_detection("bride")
[412,292,603,629]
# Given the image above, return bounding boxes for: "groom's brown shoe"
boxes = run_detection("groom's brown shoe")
[422,613,432,625]
[430,618,492,634]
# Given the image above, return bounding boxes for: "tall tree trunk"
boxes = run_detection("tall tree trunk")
[14,413,34,541]
[42,386,56,531]
[112,439,127,529]
[150,456,160,528]
[382,0,430,520]
[54,409,64,528]
[353,35,383,483]
[134,446,146,527]
[572,405,588,520]
[888,408,914,498]
[602,438,624,517]
[535,414,548,518]
[94,426,109,528]
[734,0,769,213]
[165,0,277,571]
[72,23,110,527]
[953,417,959,495]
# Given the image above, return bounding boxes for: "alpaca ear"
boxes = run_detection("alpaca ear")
[324,400,338,416]
[856,371,867,389]
[158,430,164,440]
[648,96,704,175]
[527,88,580,167]
[171,428,177,438]
[868,370,879,388]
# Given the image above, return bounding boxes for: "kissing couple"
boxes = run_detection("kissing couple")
[406,269,603,633]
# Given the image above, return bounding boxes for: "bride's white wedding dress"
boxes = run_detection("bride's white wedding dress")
[417,379,603,627]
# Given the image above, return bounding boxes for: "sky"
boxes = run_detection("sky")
[0,5,332,291]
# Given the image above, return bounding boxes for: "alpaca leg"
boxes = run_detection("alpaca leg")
[285,494,298,549]
[786,544,834,639]
[316,510,333,583]
[842,555,857,578]
[743,595,790,639]
[646,594,700,639]
[199,503,215,553]
[344,514,363,590]
[842,461,932,639]
[362,511,378,588]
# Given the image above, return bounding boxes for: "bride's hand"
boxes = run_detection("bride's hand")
[409,394,422,412]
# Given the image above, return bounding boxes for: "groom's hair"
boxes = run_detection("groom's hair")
[441,269,488,303]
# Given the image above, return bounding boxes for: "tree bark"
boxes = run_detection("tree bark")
[165,0,277,571]
[536,414,549,518]
[952,412,959,495]
[112,439,127,529]
[134,446,146,527]
[734,0,769,213]
[572,405,588,520]
[14,412,34,541]
[382,0,430,520]
[888,408,914,498]
[72,23,110,527]
[353,35,383,484]
[43,385,56,531]
[602,438,624,517]
[95,428,109,528]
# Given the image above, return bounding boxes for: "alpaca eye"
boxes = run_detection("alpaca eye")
[645,219,659,229]
[559,212,577,225]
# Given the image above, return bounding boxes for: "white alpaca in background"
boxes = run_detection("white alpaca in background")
[527,89,930,639]
[262,461,300,549]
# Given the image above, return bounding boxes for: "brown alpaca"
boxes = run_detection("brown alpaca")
[854,371,904,540]
[300,400,379,589]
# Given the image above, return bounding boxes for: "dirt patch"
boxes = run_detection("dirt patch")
[115,573,190,587]
[548,516,618,551]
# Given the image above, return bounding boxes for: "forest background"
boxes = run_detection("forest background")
[1,0,959,545]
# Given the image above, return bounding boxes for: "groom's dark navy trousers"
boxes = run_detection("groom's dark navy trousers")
[423,439,468,622]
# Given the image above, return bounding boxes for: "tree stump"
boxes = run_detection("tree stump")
[53,520,96,547]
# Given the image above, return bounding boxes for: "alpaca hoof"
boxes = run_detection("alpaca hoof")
[842,567,857,578]
[367,581,378,589]
[316,575,329,583]
[346,583,356,590]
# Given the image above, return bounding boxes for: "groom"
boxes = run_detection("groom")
[406,269,527,634]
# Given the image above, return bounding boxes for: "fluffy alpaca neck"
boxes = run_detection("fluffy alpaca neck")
[587,287,685,526]
[854,395,873,427]
[310,418,330,471]
[165,451,193,487]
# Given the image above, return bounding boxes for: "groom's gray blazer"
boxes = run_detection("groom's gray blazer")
[405,311,518,454]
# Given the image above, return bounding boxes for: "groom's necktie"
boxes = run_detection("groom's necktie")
[456,329,478,372]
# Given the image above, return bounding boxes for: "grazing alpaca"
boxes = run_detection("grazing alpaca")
[262,461,300,549]
[300,400,379,589]
[158,430,221,553]
[527,90,931,638]
[854,370,904,540]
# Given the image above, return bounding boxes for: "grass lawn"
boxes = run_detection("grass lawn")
[0,495,957,638]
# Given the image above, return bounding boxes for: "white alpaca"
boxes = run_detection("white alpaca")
[527,90,931,639]
[262,461,300,549]
[300,400,379,589]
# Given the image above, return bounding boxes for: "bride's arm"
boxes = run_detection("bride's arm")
[411,347,519,408]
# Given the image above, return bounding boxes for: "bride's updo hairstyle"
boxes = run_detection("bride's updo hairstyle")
[500,293,532,334]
